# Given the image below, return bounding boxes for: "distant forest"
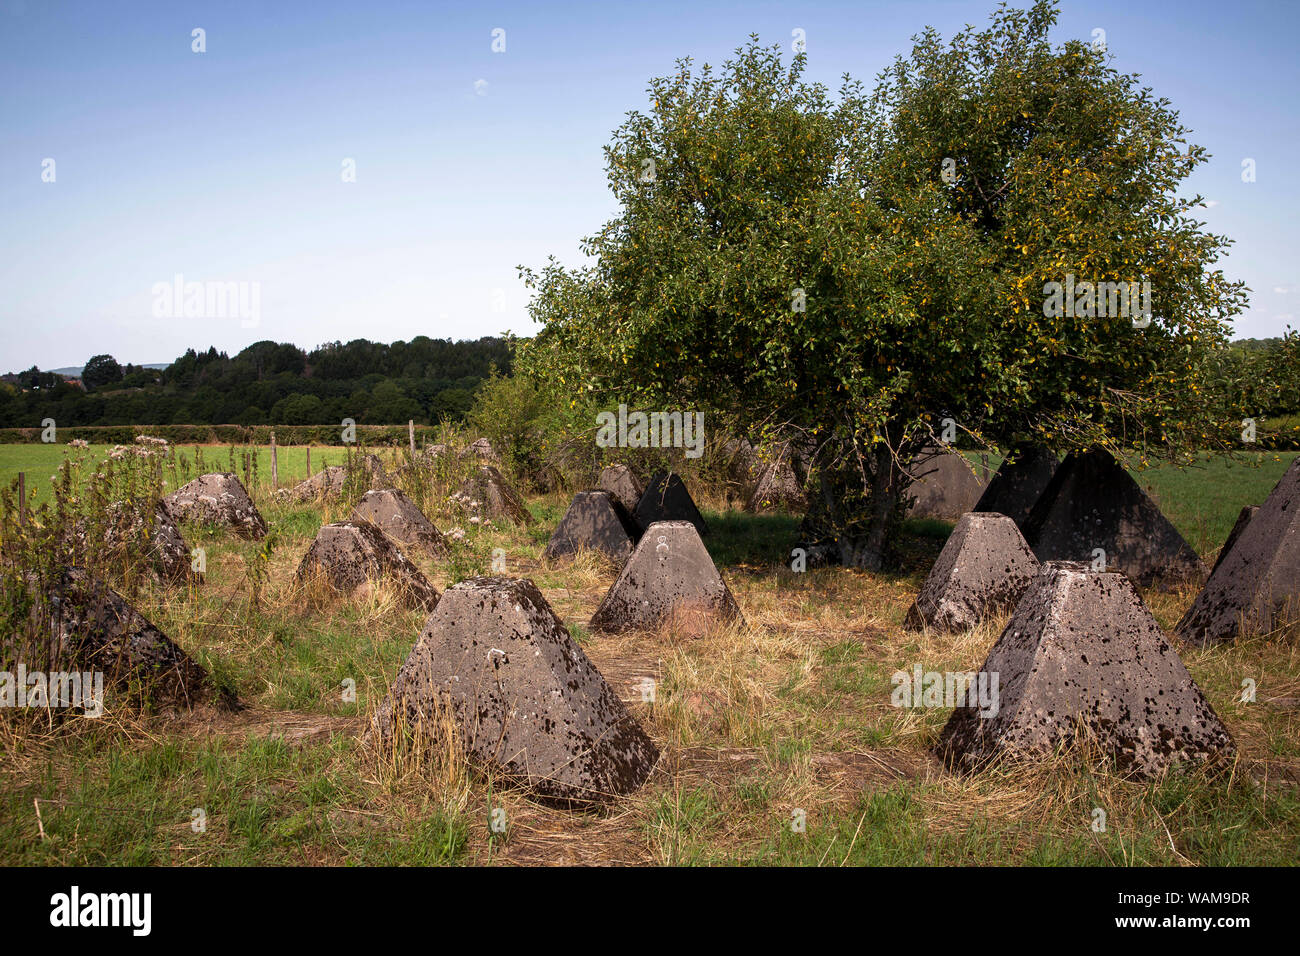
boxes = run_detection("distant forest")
[0,337,511,427]
[2,333,1295,430]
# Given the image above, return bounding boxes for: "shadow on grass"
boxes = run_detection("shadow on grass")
[703,510,803,568]
[703,509,955,576]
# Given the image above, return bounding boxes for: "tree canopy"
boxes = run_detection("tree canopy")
[518,0,1249,566]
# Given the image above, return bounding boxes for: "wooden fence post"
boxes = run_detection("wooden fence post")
[306,446,312,478]
[409,419,416,459]
[271,430,278,489]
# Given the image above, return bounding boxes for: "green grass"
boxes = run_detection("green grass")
[2,733,469,866]
[0,443,389,507]
[1128,451,1298,556]
[1,441,1297,867]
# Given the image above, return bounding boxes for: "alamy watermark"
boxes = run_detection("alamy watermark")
[595,404,704,458]
[1,665,104,716]
[1042,274,1151,327]
[152,273,260,328]
[891,665,999,718]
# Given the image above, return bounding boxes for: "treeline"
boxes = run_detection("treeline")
[0,336,512,428]
[1203,332,1300,421]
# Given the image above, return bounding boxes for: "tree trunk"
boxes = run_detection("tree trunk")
[840,441,907,570]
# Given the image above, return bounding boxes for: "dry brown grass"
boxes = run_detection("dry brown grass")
[4,468,1299,866]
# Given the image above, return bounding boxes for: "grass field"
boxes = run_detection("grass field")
[1,444,1297,866]
[0,443,377,508]
[2,443,1293,558]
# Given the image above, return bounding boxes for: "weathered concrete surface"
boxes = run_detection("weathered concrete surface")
[745,453,806,513]
[146,502,195,583]
[79,500,196,585]
[905,449,989,521]
[631,472,708,537]
[459,437,499,462]
[296,520,440,611]
[371,577,658,805]
[36,568,208,709]
[353,488,449,558]
[543,491,639,564]
[904,513,1040,632]
[1209,505,1259,576]
[597,464,644,514]
[972,445,1059,529]
[279,455,389,503]
[279,465,346,503]
[590,520,742,634]
[936,562,1236,777]
[455,466,535,526]
[1022,449,1205,589]
[720,438,763,488]
[163,473,267,539]
[1177,458,1300,645]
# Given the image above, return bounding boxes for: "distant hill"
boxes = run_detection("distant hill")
[0,336,511,427]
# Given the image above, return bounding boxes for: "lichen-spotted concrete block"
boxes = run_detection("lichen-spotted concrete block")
[543,490,638,564]
[38,568,209,709]
[296,520,439,611]
[745,455,805,513]
[631,472,707,537]
[353,488,449,558]
[1178,458,1300,645]
[164,473,267,539]
[936,562,1235,777]
[597,464,644,514]
[1023,449,1205,589]
[455,466,535,526]
[904,512,1039,632]
[371,577,658,805]
[971,445,1058,529]
[905,449,988,521]
[590,520,742,634]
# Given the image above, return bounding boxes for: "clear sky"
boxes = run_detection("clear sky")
[1,0,1296,370]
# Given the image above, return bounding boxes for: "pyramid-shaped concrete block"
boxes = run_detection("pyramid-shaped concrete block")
[141,502,195,584]
[91,500,196,585]
[1022,449,1205,588]
[631,472,708,536]
[280,465,346,503]
[296,520,439,611]
[164,473,267,539]
[904,513,1040,632]
[356,453,390,487]
[720,438,763,486]
[972,445,1058,528]
[280,454,388,502]
[459,437,499,462]
[936,562,1236,777]
[745,454,805,513]
[371,577,658,805]
[597,464,644,514]
[353,488,449,558]
[1177,458,1300,645]
[590,520,742,634]
[543,491,638,564]
[1209,505,1258,576]
[41,568,209,709]
[905,449,988,520]
[454,465,535,525]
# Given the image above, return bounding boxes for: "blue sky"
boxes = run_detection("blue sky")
[1,0,1296,370]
